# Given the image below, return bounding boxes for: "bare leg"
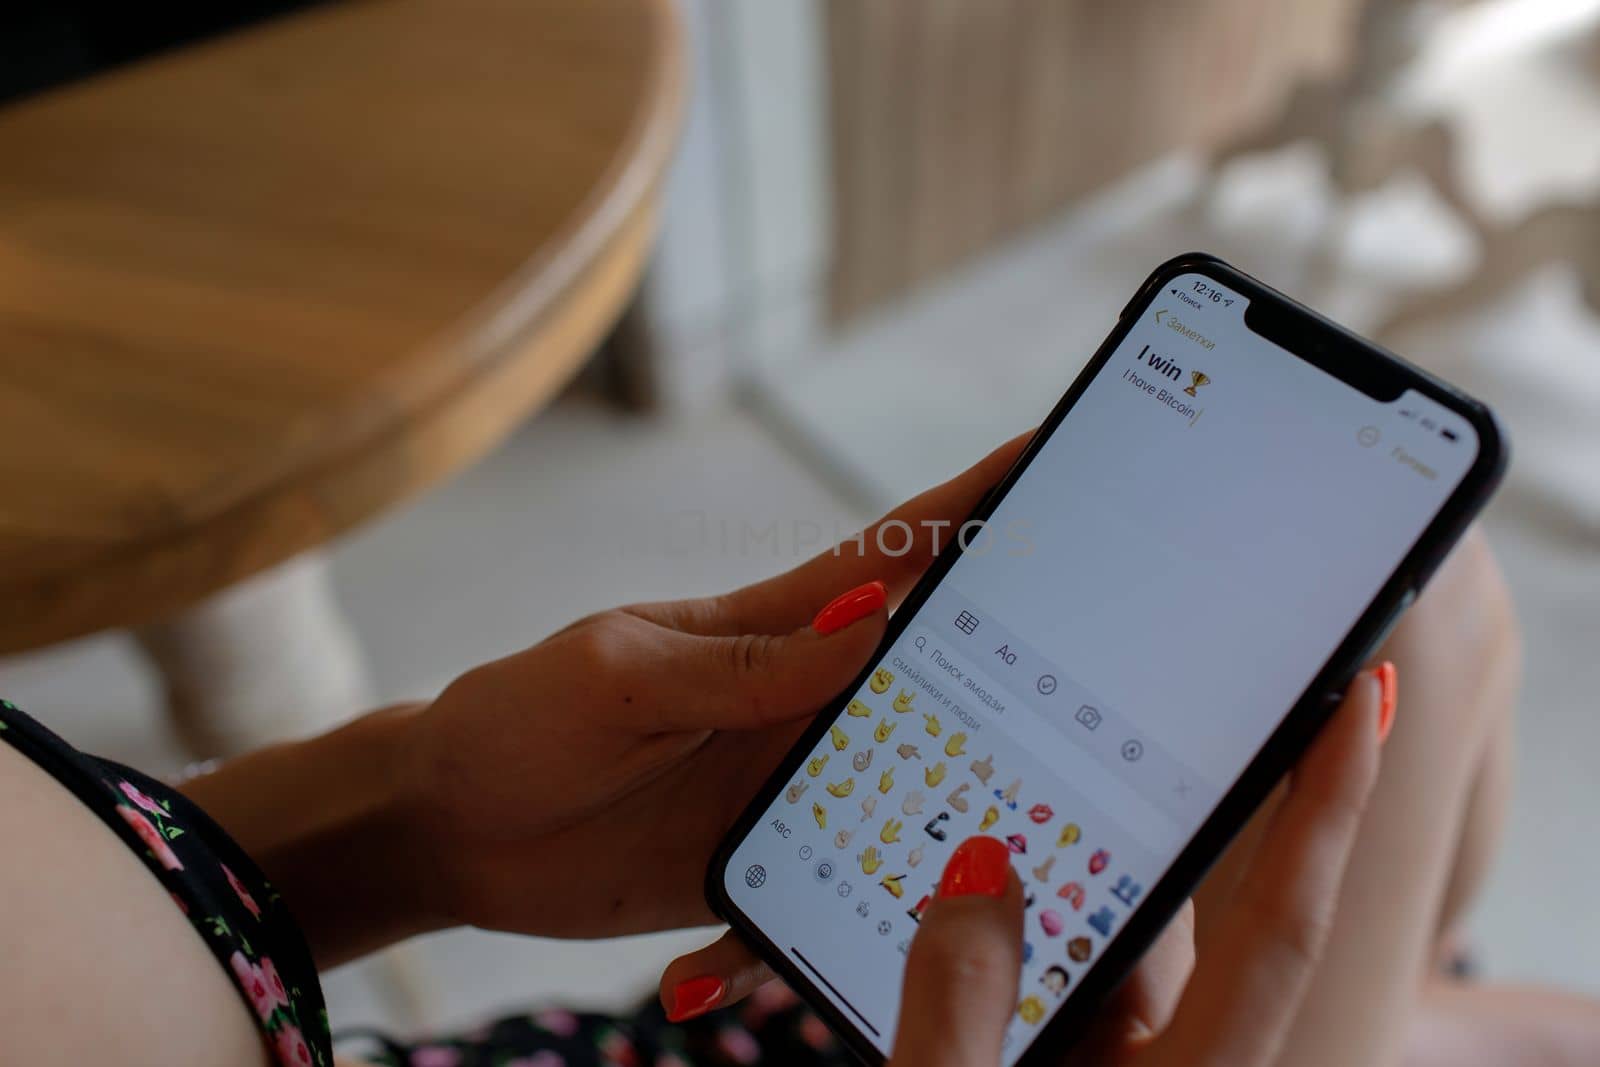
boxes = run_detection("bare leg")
[1409,984,1600,1067]
[1406,704,1600,1066]
[1431,703,1515,970]
[1194,528,1526,1066]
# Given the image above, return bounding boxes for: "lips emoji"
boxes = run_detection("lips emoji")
[1028,803,1053,824]
[1089,849,1110,876]
[1039,908,1065,937]
[1006,833,1028,854]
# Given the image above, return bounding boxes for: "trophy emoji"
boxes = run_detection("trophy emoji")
[1184,370,1210,398]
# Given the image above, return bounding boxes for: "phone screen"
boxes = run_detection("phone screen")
[719,271,1482,1061]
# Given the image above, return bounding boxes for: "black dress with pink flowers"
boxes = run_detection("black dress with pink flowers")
[335,981,850,1067]
[0,700,854,1067]
[0,699,328,1066]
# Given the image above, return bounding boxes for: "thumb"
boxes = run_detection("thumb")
[657,928,778,1021]
[891,837,1025,1067]
[638,580,890,732]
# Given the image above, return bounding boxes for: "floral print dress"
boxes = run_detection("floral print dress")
[0,701,855,1067]
[0,699,329,1065]
[337,982,849,1067]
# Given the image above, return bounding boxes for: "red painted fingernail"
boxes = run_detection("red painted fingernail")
[938,835,1011,898]
[811,580,887,635]
[667,975,725,1022]
[1376,661,1398,745]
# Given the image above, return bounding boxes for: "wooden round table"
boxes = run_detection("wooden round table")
[0,0,682,750]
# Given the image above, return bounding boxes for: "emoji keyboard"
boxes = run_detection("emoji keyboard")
[730,624,1161,1061]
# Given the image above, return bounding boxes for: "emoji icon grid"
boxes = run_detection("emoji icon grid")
[786,655,1149,1037]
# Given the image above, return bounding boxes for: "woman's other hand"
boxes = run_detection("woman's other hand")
[883,669,1383,1066]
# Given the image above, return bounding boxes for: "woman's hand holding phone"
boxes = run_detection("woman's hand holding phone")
[384,435,1030,944]
[886,670,1384,1067]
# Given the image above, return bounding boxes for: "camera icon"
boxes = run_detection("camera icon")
[1075,705,1102,731]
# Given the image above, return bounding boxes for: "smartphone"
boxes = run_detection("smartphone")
[707,254,1506,1065]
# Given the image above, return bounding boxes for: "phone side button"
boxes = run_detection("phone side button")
[1322,588,1418,712]
[1361,587,1417,665]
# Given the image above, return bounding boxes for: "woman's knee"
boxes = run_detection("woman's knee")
[1380,526,1522,743]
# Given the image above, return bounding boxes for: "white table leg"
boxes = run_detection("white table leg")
[133,553,374,760]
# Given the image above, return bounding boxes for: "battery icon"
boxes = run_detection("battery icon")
[1440,428,1459,442]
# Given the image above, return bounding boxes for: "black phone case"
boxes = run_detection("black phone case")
[706,253,1509,1066]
